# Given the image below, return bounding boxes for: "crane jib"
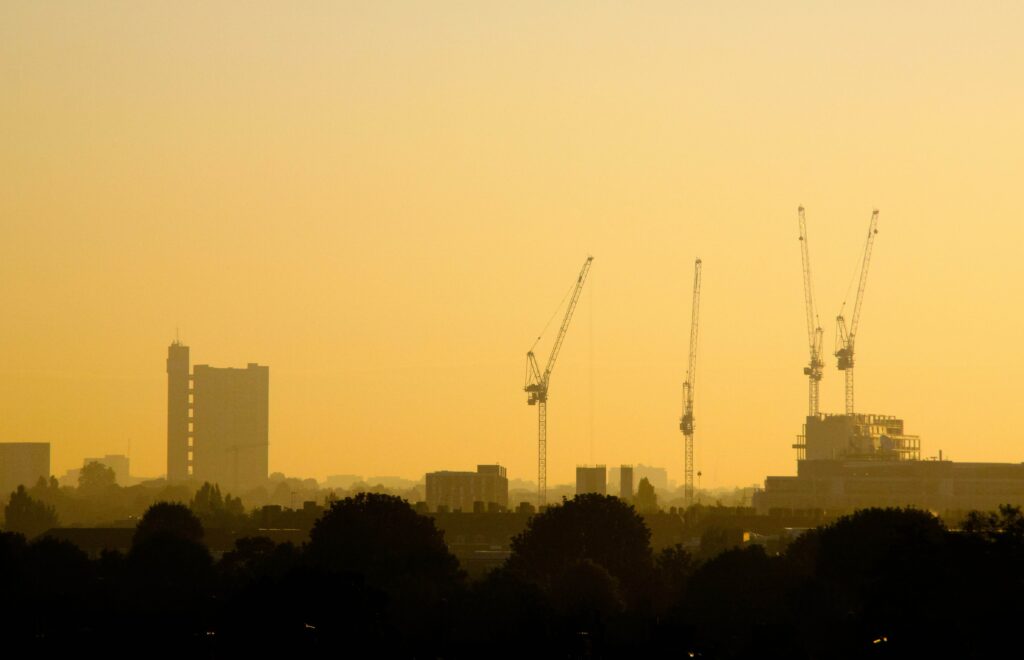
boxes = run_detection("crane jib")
[524,256,594,507]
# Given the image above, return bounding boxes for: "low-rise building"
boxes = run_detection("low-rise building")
[755,458,1024,514]
[425,465,508,512]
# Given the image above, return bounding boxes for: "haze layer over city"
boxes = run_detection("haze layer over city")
[4,2,1023,491]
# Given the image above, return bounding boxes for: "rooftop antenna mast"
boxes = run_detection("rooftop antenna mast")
[525,256,593,507]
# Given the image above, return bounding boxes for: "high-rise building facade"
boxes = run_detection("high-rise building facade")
[166,341,191,483]
[0,442,50,496]
[166,342,269,492]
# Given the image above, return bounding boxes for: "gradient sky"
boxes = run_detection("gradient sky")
[3,2,1023,488]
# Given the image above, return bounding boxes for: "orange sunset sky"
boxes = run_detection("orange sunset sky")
[3,2,1023,488]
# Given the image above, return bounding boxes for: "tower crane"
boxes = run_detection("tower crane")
[835,210,880,415]
[798,207,825,417]
[525,256,593,507]
[680,258,701,507]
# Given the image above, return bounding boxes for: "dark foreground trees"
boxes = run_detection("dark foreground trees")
[218,493,462,655]
[6,498,1024,657]
[3,485,58,538]
[508,493,653,599]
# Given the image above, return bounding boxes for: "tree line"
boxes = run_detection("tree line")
[2,491,1023,657]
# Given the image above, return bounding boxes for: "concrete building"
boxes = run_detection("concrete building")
[619,465,634,501]
[0,443,50,496]
[611,464,669,493]
[166,341,191,483]
[755,413,1024,514]
[754,458,1024,514]
[83,454,130,485]
[576,465,607,496]
[166,341,269,492]
[425,465,508,512]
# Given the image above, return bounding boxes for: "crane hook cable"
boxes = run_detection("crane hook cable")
[528,276,577,354]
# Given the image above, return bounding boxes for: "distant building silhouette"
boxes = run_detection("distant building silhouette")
[323,474,364,490]
[619,464,634,501]
[166,341,191,482]
[610,464,669,492]
[83,454,130,485]
[0,442,49,496]
[425,465,508,512]
[755,412,1024,513]
[166,341,269,491]
[576,465,607,495]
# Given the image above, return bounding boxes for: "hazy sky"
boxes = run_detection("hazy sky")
[3,2,1023,488]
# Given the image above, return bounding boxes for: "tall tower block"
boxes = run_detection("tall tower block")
[166,341,191,482]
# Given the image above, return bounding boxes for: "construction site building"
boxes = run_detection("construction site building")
[793,413,920,462]
[756,413,1024,514]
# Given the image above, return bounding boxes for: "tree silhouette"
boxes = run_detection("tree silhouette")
[634,477,658,513]
[786,507,953,658]
[698,525,743,559]
[507,493,653,602]
[304,493,462,653]
[79,461,116,493]
[962,504,1024,548]
[653,543,695,612]
[21,537,94,636]
[3,485,58,538]
[306,492,460,590]
[685,545,795,658]
[3,499,1024,653]
[126,502,213,635]
[220,535,299,586]
[133,501,204,547]
[190,482,245,530]
[460,567,553,651]
[190,482,224,516]
[550,558,624,619]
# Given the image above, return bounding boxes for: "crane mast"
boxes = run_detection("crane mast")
[680,258,702,508]
[525,256,593,507]
[798,207,824,416]
[835,210,879,415]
